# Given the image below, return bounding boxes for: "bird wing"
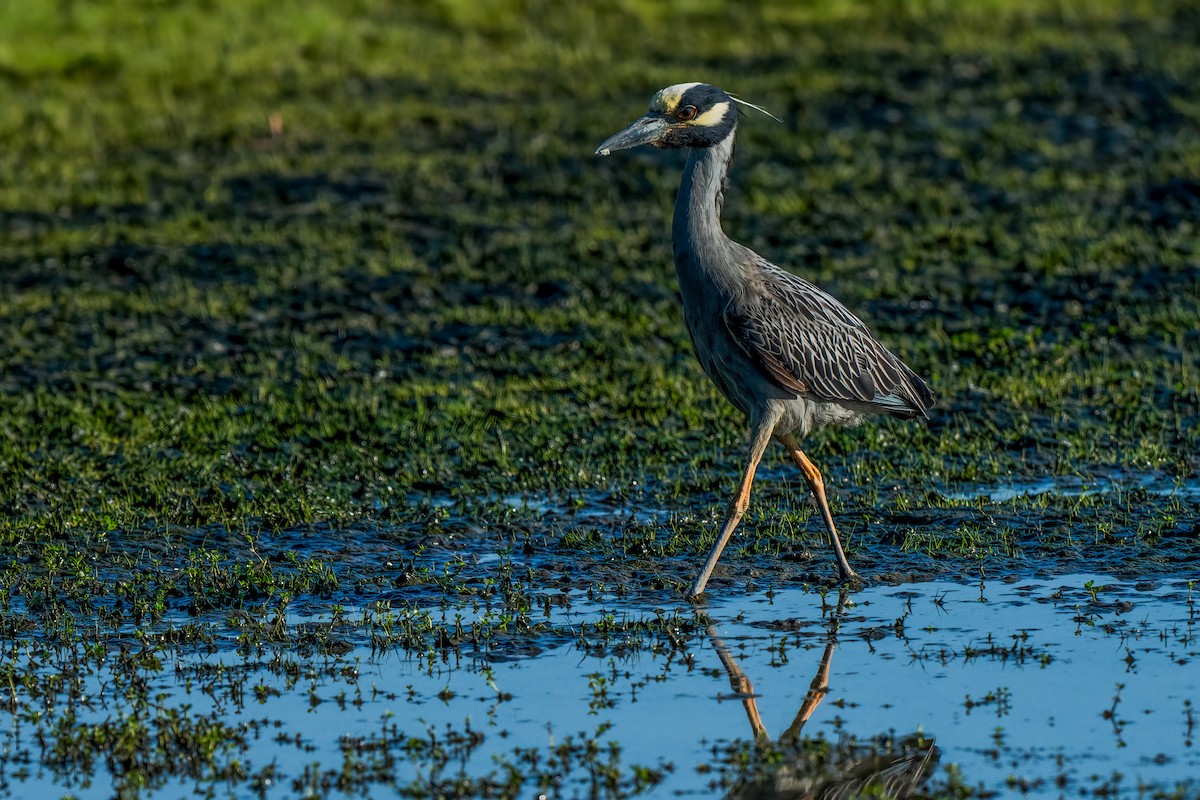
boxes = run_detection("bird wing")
[723,258,932,417]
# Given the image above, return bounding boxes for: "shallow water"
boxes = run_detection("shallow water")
[942,473,1200,504]
[5,572,1197,799]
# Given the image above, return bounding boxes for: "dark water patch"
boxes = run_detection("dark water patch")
[942,471,1200,503]
[393,469,1200,604]
[1008,50,1185,149]
[224,171,391,215]
[1133,177,1200,230]
[0,203,165,236]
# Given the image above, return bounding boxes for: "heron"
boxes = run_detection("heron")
[595,82,934,597]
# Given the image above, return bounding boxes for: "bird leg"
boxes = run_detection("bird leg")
[707,622,768,741]
[779,639,835,744]
[778,434,860,584]
[687,423,774,598]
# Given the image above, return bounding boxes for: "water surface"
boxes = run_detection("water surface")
[5,572,1196,798]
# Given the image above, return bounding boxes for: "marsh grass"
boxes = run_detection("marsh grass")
[1,0,1197,657]
[1,1,1198,796]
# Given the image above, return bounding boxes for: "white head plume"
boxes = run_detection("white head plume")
[729,93,782,123]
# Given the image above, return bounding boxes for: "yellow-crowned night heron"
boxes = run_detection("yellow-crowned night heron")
[595,82,934,597]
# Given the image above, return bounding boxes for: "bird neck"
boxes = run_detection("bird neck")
[673,129,738,283]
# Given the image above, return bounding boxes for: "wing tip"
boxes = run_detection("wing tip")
[876,374,935,420]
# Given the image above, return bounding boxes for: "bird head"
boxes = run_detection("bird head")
[595,82,741,156]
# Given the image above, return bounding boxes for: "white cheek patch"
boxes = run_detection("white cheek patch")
[690,101,730,127]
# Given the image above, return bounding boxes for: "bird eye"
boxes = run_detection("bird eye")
[677,105,699,121]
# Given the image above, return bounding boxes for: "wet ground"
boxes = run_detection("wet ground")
[1,476,1197,798]
[2,474,1198,798]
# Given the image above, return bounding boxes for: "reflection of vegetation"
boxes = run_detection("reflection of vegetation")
[10,629,678,799]
[12,639,273,798]
[47,707,250,798]
[317,720,670,799]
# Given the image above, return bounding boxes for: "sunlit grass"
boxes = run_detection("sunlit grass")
[0,0,1196,592]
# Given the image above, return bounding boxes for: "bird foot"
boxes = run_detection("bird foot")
[837,571,865,591]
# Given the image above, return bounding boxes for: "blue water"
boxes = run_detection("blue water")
[4,572,1196,798]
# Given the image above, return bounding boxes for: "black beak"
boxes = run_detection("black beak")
[595,114,669,156]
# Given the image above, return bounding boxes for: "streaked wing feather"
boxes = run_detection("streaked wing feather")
[725,258,929,415]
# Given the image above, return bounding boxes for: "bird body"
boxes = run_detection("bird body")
[597,82,933,596]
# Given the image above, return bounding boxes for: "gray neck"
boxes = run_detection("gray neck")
[672,129,739,288]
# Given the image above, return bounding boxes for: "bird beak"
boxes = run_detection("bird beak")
[595,114,668,156]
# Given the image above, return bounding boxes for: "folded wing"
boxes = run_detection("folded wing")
[724,259,934,419]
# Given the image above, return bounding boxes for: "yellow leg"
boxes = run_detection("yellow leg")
[707,622,768,741]
[778,434,859,583]
[780,639,835,743]
[687,422,775,598]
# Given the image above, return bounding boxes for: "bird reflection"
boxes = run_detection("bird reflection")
[701,594,939,799]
